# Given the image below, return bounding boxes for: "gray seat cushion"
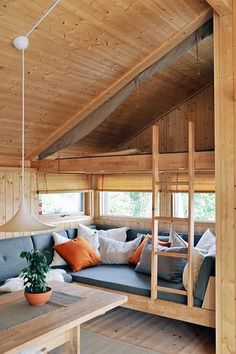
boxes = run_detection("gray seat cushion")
[0,236,34,283]
[71,264,189,305]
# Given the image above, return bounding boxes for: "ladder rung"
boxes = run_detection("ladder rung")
[154,251,188,259]
[155,216,189,224]
[155,181,189,185]
[156,286,187,296]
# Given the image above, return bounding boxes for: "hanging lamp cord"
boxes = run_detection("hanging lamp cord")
[25,0,62,38]
[21,49,25,201]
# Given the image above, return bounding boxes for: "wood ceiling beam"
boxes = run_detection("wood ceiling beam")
[32,151,214,174]
[0,158,31,169]
[26,8,212,161]
[206,0,232,16]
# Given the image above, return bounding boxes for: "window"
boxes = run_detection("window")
[39,192,84,217]
[101,191,152,217]
[172,192,215,221]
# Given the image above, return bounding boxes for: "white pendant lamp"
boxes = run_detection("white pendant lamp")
[0,1,62,232]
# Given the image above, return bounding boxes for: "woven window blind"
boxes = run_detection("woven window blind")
[95,174,152,192]
[95,173,215,193]
[162,173,215,193]
[37,173,92,193]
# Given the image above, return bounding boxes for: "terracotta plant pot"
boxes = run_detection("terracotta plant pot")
[24,287,52,306]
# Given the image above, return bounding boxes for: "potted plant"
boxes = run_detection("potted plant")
[20,249,52,306]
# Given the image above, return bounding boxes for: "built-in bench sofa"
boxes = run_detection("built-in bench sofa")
[0,225,215,310]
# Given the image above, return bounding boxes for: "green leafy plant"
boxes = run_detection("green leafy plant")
[20,250,49,294]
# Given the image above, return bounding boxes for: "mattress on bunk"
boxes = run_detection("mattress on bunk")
[71,264,196,306]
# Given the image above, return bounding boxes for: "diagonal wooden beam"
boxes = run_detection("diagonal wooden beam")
[27,7,212,160]
[206,0,232,16]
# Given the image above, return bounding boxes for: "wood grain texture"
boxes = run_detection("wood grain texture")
[214,6,236,354]
[82,307,215,354]
[0,170,92,239]
[206,0,232,16]
[116,84,214,153]
[0,0,212,160]
[0,281,127,354]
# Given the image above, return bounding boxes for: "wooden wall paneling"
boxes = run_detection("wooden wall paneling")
[117,84,214,154]
[0,173,6,240]
[204,85,215,149]
[214,6,235,353]
[5,172,14,239]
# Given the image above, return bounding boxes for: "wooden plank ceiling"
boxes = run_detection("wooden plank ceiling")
[0,0,213,161]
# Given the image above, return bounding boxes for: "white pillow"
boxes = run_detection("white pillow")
[196,228,216,253]
[99,236,142,264]
[169,230,188,248]
[51,232,70,266]
[182,248,207,291]
[0,269,66,293]
[78,224,95,237]
[97,227,128,242]
[80,232,100,256]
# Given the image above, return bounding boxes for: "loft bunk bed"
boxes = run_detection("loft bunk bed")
[33,123,215,328]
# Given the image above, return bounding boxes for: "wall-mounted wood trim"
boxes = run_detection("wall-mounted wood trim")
[32,151,214,174]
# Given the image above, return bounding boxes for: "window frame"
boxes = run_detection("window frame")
[99,191,152,219]
[171,191,216,222]
[38,191,87,221]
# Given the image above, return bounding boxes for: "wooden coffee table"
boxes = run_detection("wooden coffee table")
[0,281,127,353]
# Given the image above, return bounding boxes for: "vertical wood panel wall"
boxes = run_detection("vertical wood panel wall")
[116,84,214,153]
[214,7,236,354]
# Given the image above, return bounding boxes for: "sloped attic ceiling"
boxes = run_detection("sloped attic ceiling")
[59,34,213,158]
[0,0,212,161]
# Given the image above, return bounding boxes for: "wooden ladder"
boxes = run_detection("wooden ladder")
[151,121,195,307]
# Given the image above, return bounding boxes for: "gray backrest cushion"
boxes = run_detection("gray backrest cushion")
[195,253,215,301]
[135,242,187,283]
[66,229,78,239]
[0,236,34,283]
[31,231,68,265]
[159,231,202,246]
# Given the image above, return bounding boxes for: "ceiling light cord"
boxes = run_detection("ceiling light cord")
[25,0,62,38]
[22,49,25,200]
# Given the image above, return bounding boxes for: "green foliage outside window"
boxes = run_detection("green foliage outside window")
[173,193,215,221]
[102,192,152,217]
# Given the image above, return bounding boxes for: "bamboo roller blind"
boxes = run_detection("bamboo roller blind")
[95,173,215,192]
[37,173,92,193]
[95,174,152,192]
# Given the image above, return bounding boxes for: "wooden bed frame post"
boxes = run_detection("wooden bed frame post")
[187,122,194,307]
[213,3,236,353]
[151,125,159,300]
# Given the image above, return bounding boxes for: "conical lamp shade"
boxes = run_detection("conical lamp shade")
[0,197,55,233]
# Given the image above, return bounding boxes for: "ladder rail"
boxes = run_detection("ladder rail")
[151,125,159,300]
[151,122,195,306]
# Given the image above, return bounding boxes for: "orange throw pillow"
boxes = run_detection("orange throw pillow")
[129,236,150,265]
[54,237,102,272]
[129,235,171,265]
